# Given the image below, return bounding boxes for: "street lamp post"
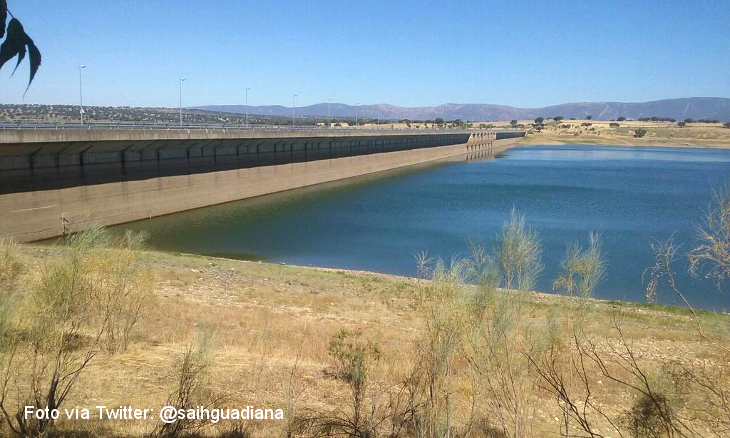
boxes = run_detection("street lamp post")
[179,78,186,127]
[245,87,251,128]
[78,65,86,125]
[292,94,297,127]
[355,102,359,127]
[327,99,332,127]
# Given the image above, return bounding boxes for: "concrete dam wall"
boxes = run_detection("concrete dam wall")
[0,129,524,242]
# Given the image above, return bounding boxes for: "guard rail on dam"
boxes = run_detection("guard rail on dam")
[0,128,525,242]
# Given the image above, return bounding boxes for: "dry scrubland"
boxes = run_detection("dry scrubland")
[364,119,730,148]
[1,197,729,438]
[515,120,730,148]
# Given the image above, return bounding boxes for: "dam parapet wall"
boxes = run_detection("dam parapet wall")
[0,129,524,242]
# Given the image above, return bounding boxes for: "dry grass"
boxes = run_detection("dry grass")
[517,120,730,148]
[1,244,727,436]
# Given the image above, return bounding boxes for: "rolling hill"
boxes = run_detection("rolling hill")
[197,97,730,122]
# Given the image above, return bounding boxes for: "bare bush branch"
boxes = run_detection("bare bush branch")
[645,236,730,354]
[0,227,150,437]
[689,186,730,286]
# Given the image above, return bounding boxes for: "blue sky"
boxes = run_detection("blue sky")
[1,0,729,108]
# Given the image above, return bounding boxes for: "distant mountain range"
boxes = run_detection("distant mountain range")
[197,97,730,122]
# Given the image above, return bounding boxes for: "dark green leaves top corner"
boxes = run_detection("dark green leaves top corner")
[0,0,7,39]
[0,1,42,94]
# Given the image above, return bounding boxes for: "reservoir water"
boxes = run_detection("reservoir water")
[118,145,730,311]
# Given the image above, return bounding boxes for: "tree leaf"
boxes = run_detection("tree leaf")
[11,36,25,74]
[0,16,42,93]
[25,35,40,93]
[0,18,25,71]
[0,0,7,39]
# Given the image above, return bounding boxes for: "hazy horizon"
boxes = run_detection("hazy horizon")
[3,96,730,111]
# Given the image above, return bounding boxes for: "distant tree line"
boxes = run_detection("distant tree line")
[521,115,728,126]
[638,116,676,122]
[684,118,723,124]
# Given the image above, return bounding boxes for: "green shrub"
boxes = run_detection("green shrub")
[327,328,381,383]
[496,208,543,291]
[624,374,685,438]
